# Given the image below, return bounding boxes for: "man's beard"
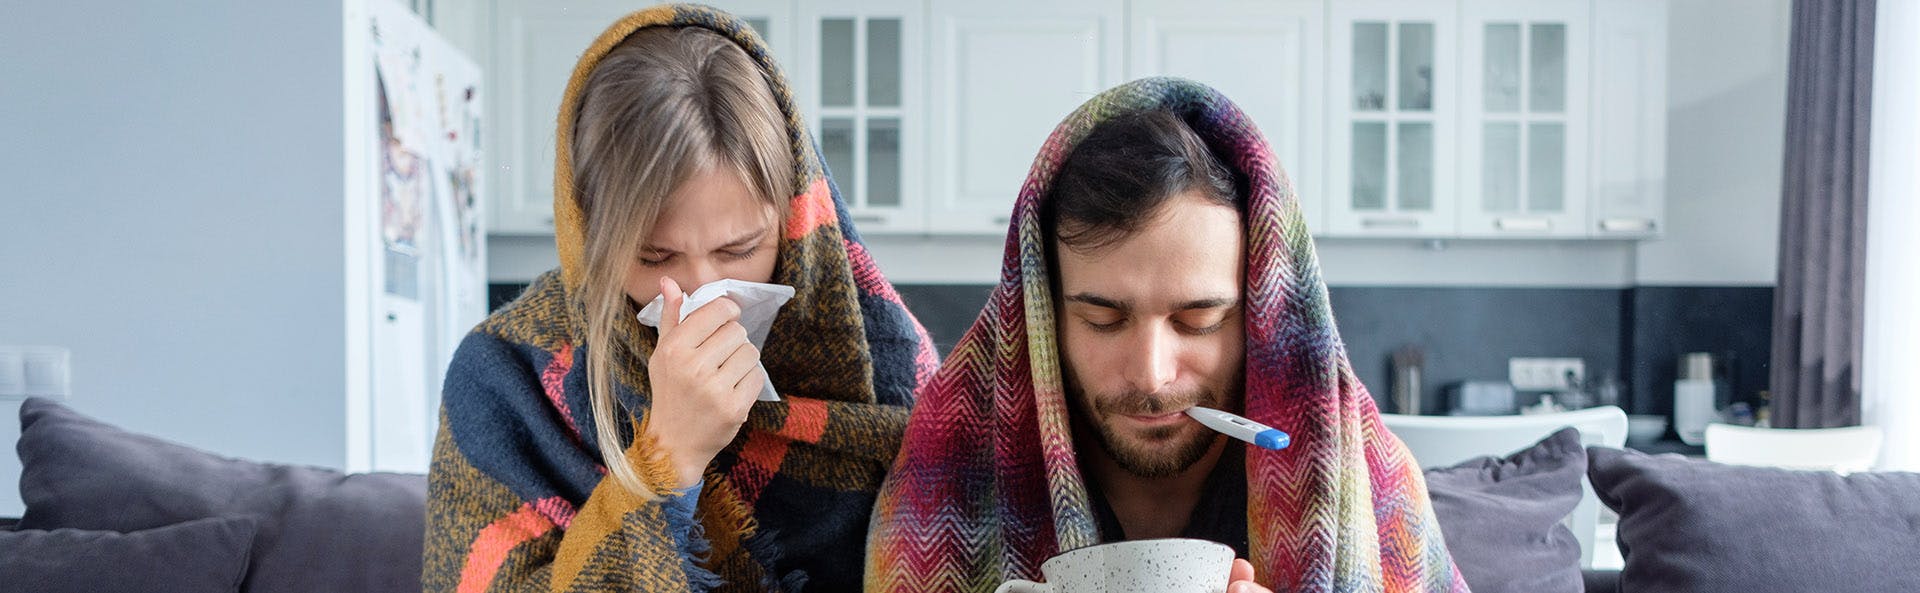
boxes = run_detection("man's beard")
[1074,384,1234,478]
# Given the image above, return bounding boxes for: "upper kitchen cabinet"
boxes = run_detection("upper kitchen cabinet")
[797,0,926,233]
[481,0,1669,241]
[927,0,1125,234]
[1128,0,1326,231]
[1588,0,1667,238]
[1457,0,1590,237]
[1326,0,1460,237]
[487,0,794,234]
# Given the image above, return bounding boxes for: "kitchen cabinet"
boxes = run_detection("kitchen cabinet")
[479,0,1667,241]
[797,0,926,233]
[1587,0,1667,238]
[925,0,1125,234]
[1326,0,1460,237]
[1127,0,1326,230]
[1457,0,1590,237]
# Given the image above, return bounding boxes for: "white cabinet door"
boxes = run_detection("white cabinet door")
[487,0,796,235]
[1327,0,1459,237]
[798,0,925,234]
[1128,0,1326,233]
[1588,0,1666,238]
[927,0,1124,235]
[1458,0,1590,237]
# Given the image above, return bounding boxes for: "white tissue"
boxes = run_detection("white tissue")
[636,279,796,401]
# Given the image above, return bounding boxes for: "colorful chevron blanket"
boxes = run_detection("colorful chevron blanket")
[865,78,1469,593]
[423,5,937,592]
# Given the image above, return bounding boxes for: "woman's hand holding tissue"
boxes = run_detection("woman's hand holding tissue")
[644,276,770,489]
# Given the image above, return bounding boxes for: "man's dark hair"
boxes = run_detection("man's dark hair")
[1041,110,1242,254]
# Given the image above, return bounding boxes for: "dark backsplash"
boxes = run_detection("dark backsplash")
[1325,287,1627,415]
[488,282,1772,419]
[1623,286,1775,415]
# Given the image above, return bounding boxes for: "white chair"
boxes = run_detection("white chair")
[1704,423,1883,473]
[1382,406,1627,570]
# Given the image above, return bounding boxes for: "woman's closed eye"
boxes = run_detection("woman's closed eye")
[719,246,760,261]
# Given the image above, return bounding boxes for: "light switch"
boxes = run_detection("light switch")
[22,347,71,399]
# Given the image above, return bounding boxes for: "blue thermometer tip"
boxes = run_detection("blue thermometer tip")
[1255,429,1290,450]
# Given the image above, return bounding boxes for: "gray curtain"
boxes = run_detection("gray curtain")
[1772,0,1875,428]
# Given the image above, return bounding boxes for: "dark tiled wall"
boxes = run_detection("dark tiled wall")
[1624,286,1775,416]
[486,282,1772,418]
[1325,287,1626,414]
[893,284,997,355]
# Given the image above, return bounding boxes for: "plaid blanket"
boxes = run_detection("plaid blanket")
[423,5,937,592]
[865,78,1470,593]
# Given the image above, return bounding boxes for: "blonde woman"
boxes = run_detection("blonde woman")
[423,6,937,592]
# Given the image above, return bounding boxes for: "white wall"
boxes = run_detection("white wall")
[485,0,1789,289]
[1865,0,1920,472]
[1633,0,1791,286]
[0,2,349,515]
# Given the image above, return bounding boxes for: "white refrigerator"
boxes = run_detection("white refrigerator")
[352,0,486,472]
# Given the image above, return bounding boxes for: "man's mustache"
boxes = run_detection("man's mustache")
[1094,387,1214,416]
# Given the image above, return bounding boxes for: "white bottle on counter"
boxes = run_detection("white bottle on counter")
[1673,352,1719,445]
[1674,378,1716,445]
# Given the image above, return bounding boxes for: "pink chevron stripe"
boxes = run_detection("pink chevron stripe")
[457,499,559,593]
[540,343,583,442]
[532,494,578,530]
[843,239,902,302]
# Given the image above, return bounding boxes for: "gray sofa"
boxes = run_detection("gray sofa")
[3,398,425,593]
[7,397,1916,592]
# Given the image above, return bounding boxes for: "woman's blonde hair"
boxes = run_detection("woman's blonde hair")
[572,26,794,497]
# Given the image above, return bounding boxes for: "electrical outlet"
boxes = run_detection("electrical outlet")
[1508,357,1585,391]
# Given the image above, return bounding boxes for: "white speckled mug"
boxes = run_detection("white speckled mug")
[993,538,1234,593]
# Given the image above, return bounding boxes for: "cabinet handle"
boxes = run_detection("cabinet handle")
[993,216,1011,225]
[1495,217,1551,231]
[1360,217,1419,229]
[542,217,554,227]
[1598,217,1656,232]
[850,215,885,224]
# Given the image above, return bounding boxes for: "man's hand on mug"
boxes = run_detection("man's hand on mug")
[1228,558,1273,593]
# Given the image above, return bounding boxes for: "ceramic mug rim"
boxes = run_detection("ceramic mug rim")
[1039,538,1235,575]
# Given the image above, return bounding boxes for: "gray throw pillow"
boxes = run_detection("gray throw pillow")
[0,516,256,593]
[1588,446,1920,593]
[15,398,427,593]
[1423,427,1585,593]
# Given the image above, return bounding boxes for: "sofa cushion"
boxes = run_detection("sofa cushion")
[1588,446,1920,593]
[1423,427,1585,593]
[0,516,256,593]
[15,398,427,593]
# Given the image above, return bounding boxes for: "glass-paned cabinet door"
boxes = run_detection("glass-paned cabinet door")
[799,0,925,233]
[1327,1,1457,237]
[1460,0,1589,237]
